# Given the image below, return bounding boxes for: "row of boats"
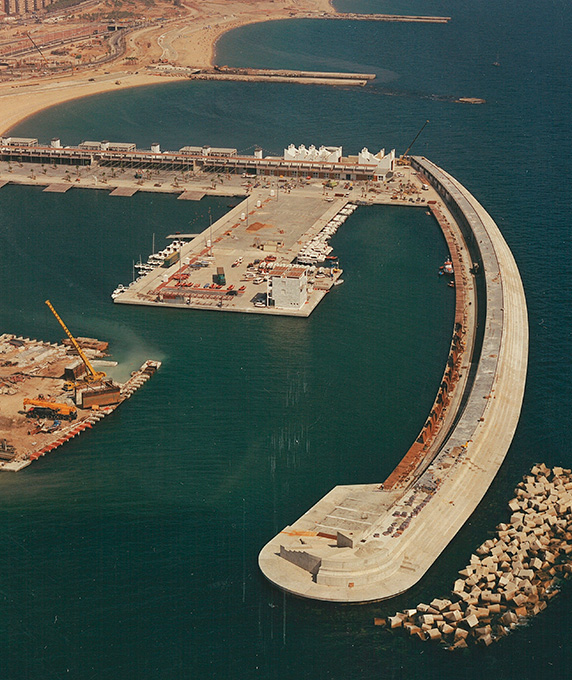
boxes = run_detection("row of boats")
[296,203,357,265]
[112,240,187,299]
[133,240,186,273]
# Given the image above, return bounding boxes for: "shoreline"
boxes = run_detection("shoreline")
[0,0,334,136]
[0,0,452,138]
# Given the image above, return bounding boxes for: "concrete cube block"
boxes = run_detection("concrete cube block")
[388,615,404,629]
[444,609,463,623]
[463,614,479,629]
[452,638,469,649]
[499,611,518,626]
[425,628,442,642]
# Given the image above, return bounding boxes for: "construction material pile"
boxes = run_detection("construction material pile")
[379,464,572,648]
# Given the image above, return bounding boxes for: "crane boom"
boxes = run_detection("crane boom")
[45,300,106,384]
[400,119,430,162]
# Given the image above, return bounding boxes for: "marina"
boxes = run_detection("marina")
[112,192,351,316]
[0,137,430,316]
[0,135,528,599]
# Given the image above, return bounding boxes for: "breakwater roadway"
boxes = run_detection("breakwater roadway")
[258,158,528,602]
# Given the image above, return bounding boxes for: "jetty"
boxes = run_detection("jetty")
[258,157,528,602]
[304,13,451,24]
[153,66,376,87]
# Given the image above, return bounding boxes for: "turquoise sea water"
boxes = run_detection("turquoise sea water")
[2,0,571,678]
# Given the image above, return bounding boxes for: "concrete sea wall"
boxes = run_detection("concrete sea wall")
[258,158,528,602]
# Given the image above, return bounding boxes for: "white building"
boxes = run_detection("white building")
[357,147,395,179]
[267,266,308,310]
[284,144,342,163]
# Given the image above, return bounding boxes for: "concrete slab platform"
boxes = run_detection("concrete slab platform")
[113,189,350,316]
[177,191,206,200]
[109,186,138,196]
[43,183,72,193]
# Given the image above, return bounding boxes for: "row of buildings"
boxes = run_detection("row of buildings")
[0,137,396,181]
[2,0,56,17]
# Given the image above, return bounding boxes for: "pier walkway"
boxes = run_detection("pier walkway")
[258,159,528,602]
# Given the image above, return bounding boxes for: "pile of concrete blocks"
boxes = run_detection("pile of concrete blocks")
[378,464,572,649]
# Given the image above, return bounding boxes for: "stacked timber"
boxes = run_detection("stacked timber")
[379,464,572,648]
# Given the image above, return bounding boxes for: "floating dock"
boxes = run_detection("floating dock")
[0,333,160,471]
[258,158,528,602]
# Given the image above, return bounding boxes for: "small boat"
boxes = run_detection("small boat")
[111,284,126,299]
[439,259,454,276]
[333,279,344,286]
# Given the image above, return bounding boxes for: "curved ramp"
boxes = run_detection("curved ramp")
[258,159,528,602]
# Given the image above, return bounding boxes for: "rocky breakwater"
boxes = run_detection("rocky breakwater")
[379,464,572,648]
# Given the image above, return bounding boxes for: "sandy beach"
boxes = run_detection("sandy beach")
[0,0,334,137]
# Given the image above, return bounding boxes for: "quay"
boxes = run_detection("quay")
[1,137,429,317]
[258,157,528,602]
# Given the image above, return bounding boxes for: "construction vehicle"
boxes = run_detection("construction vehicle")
[397,120,430,165]
[23,398,77,420]
[44,300,107,389]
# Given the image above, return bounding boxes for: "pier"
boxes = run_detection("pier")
[258,158,528,602]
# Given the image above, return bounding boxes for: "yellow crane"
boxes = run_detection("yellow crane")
[45,300,107,387]
[23,398,77,420]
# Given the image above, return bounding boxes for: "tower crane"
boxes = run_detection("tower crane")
[45,300,107,387]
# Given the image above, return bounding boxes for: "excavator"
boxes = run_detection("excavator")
[44,300,107,390]
[23,398,77,420]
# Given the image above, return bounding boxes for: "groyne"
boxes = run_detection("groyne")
[171,66,375,87]
[258,158,528,602]
[381,464,572,648]
[303,13,451,24]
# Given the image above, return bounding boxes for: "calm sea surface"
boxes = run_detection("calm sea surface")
[2,1,571,678]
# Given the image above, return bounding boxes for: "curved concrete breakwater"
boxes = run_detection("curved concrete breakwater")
[258,158,529,602]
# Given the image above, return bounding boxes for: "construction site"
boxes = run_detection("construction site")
[0,300,160,471]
